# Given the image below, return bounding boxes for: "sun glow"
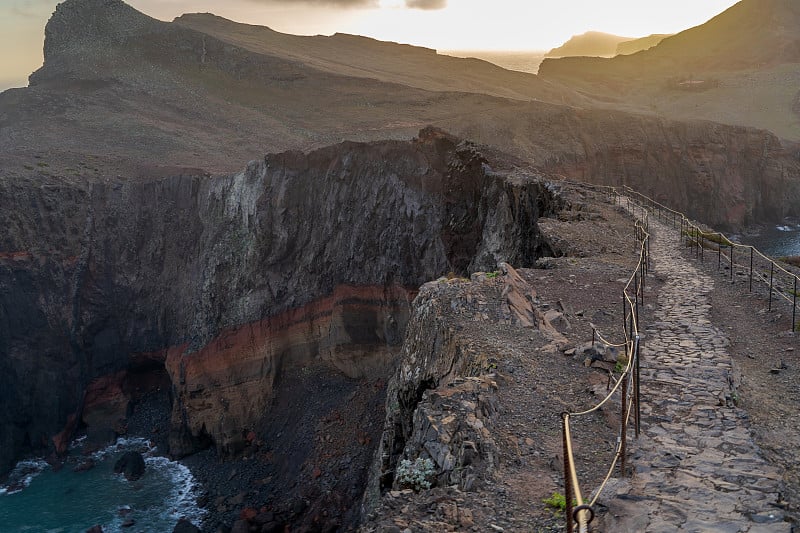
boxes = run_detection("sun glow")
[0,0,741,90]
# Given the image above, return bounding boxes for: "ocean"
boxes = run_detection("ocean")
[736,224,800,257]
[439,50,546,75]
[0,438,205,533]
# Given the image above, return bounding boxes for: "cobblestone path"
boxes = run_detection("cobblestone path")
[600,217,789,532]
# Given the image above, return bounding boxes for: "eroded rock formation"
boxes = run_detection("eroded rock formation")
[0,129,559,474]
[362,263,569,510]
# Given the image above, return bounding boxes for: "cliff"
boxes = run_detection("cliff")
[545,31,631,58]
[0,129,560,474]
[522,109,800,230]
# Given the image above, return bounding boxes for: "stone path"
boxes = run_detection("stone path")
[600,216,789,532]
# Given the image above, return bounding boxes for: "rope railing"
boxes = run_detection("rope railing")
[560,193,648,533]
[622,186,800,331]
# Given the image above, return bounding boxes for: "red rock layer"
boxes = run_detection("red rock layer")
[160,283,416,456]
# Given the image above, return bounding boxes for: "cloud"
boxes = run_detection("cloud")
[405,0,446,9]
[245,0,379,7]
[7,0,56,19]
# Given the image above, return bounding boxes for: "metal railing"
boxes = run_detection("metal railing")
[560,193,648,533]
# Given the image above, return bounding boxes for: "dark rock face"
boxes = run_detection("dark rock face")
[529,109,800,230]
[113,451,146,481]
[0,129,559,473]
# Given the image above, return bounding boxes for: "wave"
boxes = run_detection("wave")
[0,437,205,529]
[146,456,207,526]
[0,459,50,495]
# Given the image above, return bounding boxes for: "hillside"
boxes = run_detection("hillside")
[541,0,800,79]
[173,13,576,103]
[2,0,797,226]
[538,0,800,139]
[616,33,671,55]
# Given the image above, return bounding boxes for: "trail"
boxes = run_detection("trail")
[600,216,789,532]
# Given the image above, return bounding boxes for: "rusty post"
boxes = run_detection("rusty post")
[620,374,629,477]
[718,236,721,271]
[634,335,641,438]
[793,277,798,332]
[700,231,704,263]
[769,262,774,311]
[730,244,734,280]
[592,327,596,348]
[622,289,627,330]
[629,298,634,341]
[749,248,754,292]
[562,413,574,533]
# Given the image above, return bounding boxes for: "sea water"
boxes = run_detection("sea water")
[0,438,205,533]
[737,224,800,257]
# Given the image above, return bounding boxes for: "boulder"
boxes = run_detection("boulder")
[172,519,201,533]
[113,451,146,481]
[73,458,95,472]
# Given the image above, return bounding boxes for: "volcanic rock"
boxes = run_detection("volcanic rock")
[172,519,201,533]
[113,451,146,481]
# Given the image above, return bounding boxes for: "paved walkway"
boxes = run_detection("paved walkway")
[600,216,788,532]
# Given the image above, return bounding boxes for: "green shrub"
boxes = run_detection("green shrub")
[396,457,435,491]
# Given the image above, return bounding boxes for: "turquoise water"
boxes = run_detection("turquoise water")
[0,438,205,533]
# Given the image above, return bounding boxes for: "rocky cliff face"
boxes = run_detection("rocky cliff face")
[516,108,800,230]
[0,129,559,474]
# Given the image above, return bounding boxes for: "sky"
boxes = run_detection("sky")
[0,0,740,90]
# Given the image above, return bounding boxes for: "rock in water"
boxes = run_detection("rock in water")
[113,451,146,481]
[172,519,201,533]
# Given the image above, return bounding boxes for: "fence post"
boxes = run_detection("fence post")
[620,374,629,477]
[641,255,646,299]
[622,291,626,333]
[718,236,721,271]
[700,231,704,263]
[629,299,634,341]
[749,248,754,292]
[562,414,574,533]
[634,335,641,438]
[769,263,774,311]
[730,244,734,280]
[793,277,797,332]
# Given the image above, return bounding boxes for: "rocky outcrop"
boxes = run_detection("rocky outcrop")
[113,451,146,481]
[0,129,560,473]
[362,263,568,513]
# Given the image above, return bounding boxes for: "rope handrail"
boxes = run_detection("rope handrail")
[560,190,648,533]
[559,180,798,532]
[622,185,800,330]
